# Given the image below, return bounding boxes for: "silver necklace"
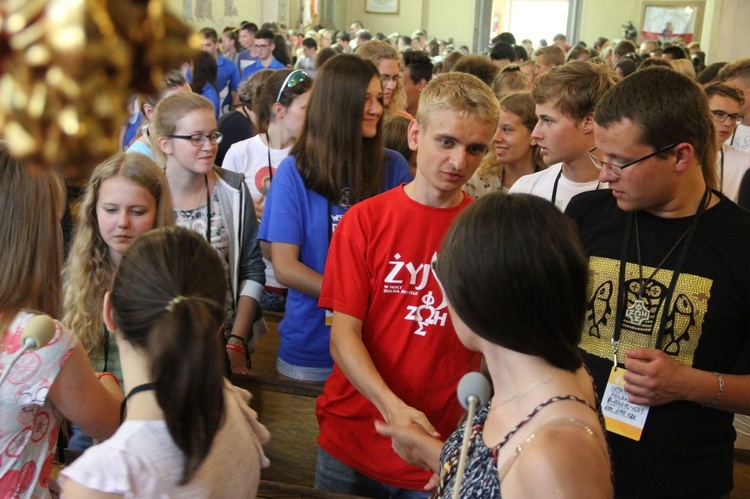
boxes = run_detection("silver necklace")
[490,373,556,411]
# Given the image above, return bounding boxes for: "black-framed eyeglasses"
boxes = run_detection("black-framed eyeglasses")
[588,143,678,178]
[167,132,223,146]
[710,109,744,124]
[381,74,400,84]
[276,70,309,103]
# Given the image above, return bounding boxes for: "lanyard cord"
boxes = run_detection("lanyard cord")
[204,174,211,242]
[719,145,725,193]
[119,382,155,423]
[551,166,601,205]
[265,132,275,183]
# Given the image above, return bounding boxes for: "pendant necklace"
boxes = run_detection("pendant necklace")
[625,187,711,325]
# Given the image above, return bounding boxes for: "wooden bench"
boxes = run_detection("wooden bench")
[232,317,323,488]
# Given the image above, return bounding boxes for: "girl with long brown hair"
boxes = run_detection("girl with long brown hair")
[0,144,120,497]
[259,54,412,381]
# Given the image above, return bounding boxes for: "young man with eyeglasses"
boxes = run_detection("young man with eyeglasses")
[719,57,750,151]
[566,67,750,498]
[704,83,750,202]
[509,61,616,211]
[240,29,286,82]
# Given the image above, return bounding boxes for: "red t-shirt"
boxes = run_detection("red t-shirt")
[317,186,482,489]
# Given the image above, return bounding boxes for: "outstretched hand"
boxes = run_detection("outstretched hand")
[375,420,443,473]
[384,402,440,438]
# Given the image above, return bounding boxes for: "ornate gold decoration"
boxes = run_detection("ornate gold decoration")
[0,0,199,171]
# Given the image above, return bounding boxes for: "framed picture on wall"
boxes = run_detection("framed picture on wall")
[365,0,399,14]
[640,2,705,44]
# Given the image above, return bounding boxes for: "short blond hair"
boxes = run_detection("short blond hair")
[532,61,616,121]
[416,72,500,131]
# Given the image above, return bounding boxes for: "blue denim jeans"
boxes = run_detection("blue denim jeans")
[67,423,93,452]
[315,447,431,499]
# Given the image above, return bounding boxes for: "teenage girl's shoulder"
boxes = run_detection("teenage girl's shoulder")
[503,417,611,498]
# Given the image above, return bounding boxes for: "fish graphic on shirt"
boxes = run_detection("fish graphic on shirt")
[587,281,612,338]
[663,294,695,356]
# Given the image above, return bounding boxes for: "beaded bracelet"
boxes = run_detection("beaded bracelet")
[703,372,724,408]
[226,342,248,356]
[228,334,248,345]
[97,371,121,388]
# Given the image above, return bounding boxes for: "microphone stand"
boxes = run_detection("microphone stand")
[452,393,480,499]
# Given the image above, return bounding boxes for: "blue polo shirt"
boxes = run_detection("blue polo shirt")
[216,55,240,113]
[237,49,258,73]
[187,55,240,114]
[241,56,286,82]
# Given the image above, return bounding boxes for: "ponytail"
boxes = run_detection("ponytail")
[151,295,225,482]
[110,227,227,483]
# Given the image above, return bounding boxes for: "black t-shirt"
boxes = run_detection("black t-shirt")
[216,110,254,167]
[567,189,750,498]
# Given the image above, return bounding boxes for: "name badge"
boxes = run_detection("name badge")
[601,367,649,441]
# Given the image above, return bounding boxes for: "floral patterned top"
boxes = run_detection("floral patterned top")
[0,312,77,498]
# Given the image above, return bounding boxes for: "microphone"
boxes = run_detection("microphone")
[21,314,56,350]
[0,314,56,387]
[452,371,491,499]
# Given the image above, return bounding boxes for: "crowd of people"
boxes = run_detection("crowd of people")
[2,14,750,499]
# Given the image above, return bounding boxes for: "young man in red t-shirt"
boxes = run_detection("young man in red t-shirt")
[315,72,500,497]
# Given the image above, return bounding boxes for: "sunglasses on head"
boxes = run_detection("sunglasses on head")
[276,70,309,103]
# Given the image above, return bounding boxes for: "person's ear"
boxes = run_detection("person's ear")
[672,142,695,173]
[102,292,117,333]
[407,119,420,152]
[157,136,173,155]
[143,103,155,122]
[272,101,286,119]
[580,112,595,134]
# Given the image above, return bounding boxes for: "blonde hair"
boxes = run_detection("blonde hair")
[416,72,500,132]
[671,58,697,80]
[63,153,174,359]
[492,65,531,98]
[0,143,64,337]
[355,40,407,115]
[151,93,216,165]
